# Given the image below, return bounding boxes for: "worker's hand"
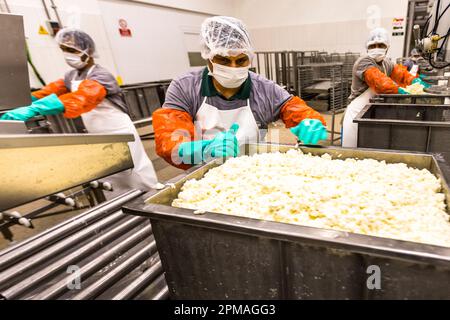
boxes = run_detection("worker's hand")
[291,119,327,145]
[398,87,410,95]
[0,106,38,121]
[31,94,38,102]
[412,77,431,89]
[178,140,213,165]
[204,123,240,160]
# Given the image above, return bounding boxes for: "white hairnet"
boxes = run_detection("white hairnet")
[366,27,390,49]
[55,28,98,58]
[200,16,254,60]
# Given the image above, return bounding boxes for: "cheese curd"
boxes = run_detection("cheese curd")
[404,83,426,94]
[172,150,450,247]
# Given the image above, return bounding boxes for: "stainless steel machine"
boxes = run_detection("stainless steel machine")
[0,13,167,299]
[0,13,31,110]
[0,134,167,300]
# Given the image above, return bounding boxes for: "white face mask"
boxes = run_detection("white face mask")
[208,61,250,89]
[368,48,387,63]
[63,52,89,69]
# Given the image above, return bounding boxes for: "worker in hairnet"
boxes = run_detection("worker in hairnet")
[153,16,327,169]
[403,48,433,76]
[1,28,158,191]
[341,27,431,148]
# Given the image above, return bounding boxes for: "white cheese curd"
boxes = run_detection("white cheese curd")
[172,150,450,247]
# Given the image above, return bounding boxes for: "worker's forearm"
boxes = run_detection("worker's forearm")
[59,80,107,118]
[32,79,68,100]
[153,108,196,169]
[391,64,417,87]
[364,67,399,94]
[280,96,326,128]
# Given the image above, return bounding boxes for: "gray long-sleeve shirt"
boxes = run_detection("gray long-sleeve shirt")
[163,68,292,129]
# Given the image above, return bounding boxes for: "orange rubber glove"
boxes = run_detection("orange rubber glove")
[364,67,399,94]
[31,79,68,100]
[153,108,196,169]
[390,64,417,88]
[59,80,107,118]
[280,96,326,128]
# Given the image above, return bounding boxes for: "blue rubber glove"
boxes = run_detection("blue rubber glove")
[412,77,431,89]
[203,123,240,159]
[178,140,213,165]
[398,87,410,95]
[1,94,64,121]
[290,119,328,145]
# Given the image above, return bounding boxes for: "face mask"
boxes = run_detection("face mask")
[63,52,89,69]
[368,48,387,63]
[208,61,250,88]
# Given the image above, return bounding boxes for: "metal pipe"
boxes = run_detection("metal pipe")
[146,274,169,300]
[0,211,125,290]
[32,224,153,300]
[151,284,169,300]
[0,189,140,257]
[0,216,146,300]
[71,241,157,300]
[2,0,11,13]
[0,190,142,265]
[41,0,51,20]
[49,0,63,26]
[274,52,279,84]
[111,260,163,300]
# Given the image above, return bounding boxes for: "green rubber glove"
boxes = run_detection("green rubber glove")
[203,123,240,159]
[178,140,213,165]
[412,77,431,89]
[0,94,64,121]
[30,93,64,116]
[0,106,39,121]
[31,94,38,102]
[290,119,328,145]
[398,87,410,95]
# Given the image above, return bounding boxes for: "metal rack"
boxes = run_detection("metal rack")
[255,51,360,145]
[297,63,348,145]
[121,81,171,139]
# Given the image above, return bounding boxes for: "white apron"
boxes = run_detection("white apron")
[342,63,388,148]
[410,64,419,77]
[341,87,376,148]
[195,96,259,145]
[71,66,158,191]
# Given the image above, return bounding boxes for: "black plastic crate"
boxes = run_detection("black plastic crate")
[370,94,450,105]
[354,103,450,152]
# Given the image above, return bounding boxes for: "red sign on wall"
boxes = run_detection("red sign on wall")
[119,19,132,37]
